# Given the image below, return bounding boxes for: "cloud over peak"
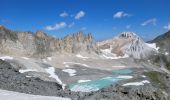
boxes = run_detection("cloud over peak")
[46,22,67,31]
[141,18,157,26]
[164,23,170,30]
[113,11,131,18]
[75,11,85,20]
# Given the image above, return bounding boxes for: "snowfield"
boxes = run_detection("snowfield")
[122,80,150,86]
[62,69,76,76]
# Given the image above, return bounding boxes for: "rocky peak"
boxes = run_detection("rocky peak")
[35,30,47,39]
[0,25,18,42]
[119,32,137,39]
[98,32,156,59]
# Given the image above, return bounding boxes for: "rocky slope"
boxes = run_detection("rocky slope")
[0,25,97,58]
[98,32,157,59]
[149,31,170,55]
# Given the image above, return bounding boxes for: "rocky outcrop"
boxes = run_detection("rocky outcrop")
[0,59,65,96]
[0,26,97,58]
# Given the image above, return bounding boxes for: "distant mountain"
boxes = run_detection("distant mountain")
[149,31,170,54]
[98,32,158,59]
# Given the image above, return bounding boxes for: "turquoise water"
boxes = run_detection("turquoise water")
[112,68,133,74]
[69,68,133,92]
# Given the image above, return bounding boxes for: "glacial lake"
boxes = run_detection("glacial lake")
[69,68,133,92]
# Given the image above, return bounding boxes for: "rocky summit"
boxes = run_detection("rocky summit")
[0,26,170,100]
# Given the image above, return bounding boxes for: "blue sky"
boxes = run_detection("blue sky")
[0,0,170,41]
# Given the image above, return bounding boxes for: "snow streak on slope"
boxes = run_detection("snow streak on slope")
[45,67,66,89]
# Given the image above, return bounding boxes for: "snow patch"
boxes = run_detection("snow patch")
[78,80,91,83]
[101,54,129,59]
[76,54,89,59]
[45,67,66,89]
[141,75,146,78]
[62,69,76,76]
[65,65,70,68]
[19,69,37,73]
[70,84,99,92]
[47,57,52,61]
[22,57,29,60]
[112,65,126,68]
[63,62,89,67]
[43,59,47,63]
[122,80,150,86]
[165,52,169,55]
[0,56,13,60]
[116,75,133,79]
[146,43,159,51]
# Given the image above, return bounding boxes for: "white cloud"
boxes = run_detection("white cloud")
[164,23,170,30]
[60,11,68,17]
[126,25,131,29]
[141,18,157,26]
[113,11,131,18]
[46,22,67,31]
[68,22,75,28]
[75,11,85,20]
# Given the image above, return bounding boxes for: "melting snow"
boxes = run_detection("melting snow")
[70,84,99,92]
[65,65,70,68]
[112,65,126,68]
[116,75,133,79]
[19,69,37,73]
[43,59,47,63]
[146,43,159,51]
[165,52,169,55]
[76,54,89,59]
[141,75,146,78]
[47,57,52,61]
[0,56,13,60]
[101,54,129,59]
[62,69,76,76]
[122,80,150,86]
[78,80,91,83]
[22,57,29,60]
[63,62,89,67]
[45,67,66,89]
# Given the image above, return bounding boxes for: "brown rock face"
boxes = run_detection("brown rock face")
[0,26,97,58]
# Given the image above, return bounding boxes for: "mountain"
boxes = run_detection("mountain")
[149,31,170,55]
[0,25,98,58]
[0,26,170,100]
[98,32,158,59]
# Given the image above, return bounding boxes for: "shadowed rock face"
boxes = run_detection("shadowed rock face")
[150,31,170,53]
[0,26,97,58]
